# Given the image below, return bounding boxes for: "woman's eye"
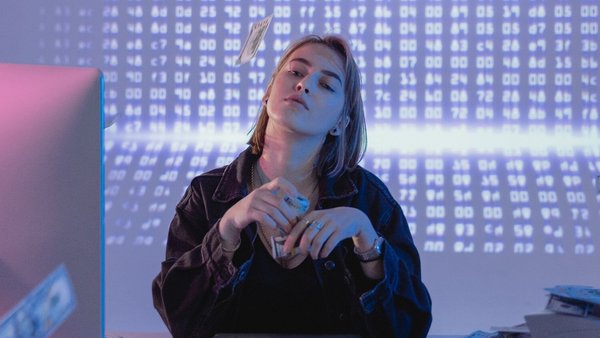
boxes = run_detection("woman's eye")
[321,83,334,92]
[289,70,302,77]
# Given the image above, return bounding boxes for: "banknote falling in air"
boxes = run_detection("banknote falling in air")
[235,14,273,65]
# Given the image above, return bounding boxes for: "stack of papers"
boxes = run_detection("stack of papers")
[524,285,600,338]
[465,285,600,338]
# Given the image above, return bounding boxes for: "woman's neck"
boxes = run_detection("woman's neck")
[258,133,322,194]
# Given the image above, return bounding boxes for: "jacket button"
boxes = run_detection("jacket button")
[338,313,346,321]
[324,260,336,271]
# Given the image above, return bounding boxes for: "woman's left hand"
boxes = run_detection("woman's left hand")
[282,207,378,259]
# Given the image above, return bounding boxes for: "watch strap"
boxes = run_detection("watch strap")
[353,235,384,262]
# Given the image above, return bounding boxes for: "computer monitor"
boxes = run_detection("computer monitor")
[0,63,103,336]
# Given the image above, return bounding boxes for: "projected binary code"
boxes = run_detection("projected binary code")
[37,1,599,255]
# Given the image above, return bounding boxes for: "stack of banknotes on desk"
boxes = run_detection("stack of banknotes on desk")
[466,285,600,338]
[543,285,600,318]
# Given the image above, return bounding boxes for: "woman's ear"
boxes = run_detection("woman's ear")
[329,115,350,136]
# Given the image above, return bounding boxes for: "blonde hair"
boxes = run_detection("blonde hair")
[248,34,367,178]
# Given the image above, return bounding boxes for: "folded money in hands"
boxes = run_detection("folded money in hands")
[269,194,309,259]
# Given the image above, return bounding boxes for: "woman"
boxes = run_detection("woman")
[152,34,432,337]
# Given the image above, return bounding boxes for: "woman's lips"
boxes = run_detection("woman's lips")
[285,95,308,110]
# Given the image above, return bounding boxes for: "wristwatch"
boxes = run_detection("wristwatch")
[353,235,384,262]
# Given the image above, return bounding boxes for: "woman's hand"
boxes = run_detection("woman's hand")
[282,207,378,259]
[219,177,304,244]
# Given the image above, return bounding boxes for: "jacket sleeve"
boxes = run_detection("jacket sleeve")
[356,174,433,337]
[151,179,240,338]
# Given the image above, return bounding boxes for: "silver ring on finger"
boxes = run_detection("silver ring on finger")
[314,221,323,231]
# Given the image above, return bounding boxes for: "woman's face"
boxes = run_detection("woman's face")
[266,43,346,139]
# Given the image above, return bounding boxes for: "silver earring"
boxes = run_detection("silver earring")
[329,127,339,136]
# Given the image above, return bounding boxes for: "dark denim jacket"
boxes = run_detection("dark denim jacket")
[152,148,432,337]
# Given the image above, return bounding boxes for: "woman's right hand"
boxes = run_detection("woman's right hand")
[219,177,304,243]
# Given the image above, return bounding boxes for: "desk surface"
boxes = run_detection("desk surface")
[105,332,463,338]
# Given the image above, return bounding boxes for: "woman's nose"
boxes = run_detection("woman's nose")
[296,81,310,95]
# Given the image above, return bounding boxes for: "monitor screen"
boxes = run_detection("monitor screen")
[0,63,103,337]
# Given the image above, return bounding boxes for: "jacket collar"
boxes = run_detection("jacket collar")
[213,147,358,203]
